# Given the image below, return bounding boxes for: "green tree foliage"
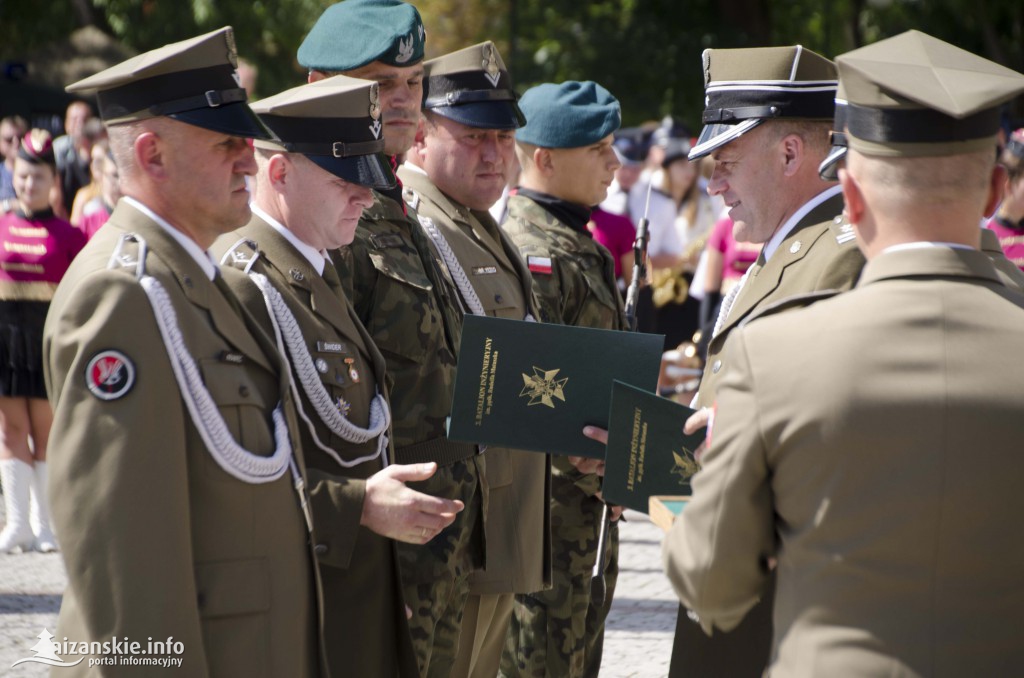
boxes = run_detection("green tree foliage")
[2,0,1021,125]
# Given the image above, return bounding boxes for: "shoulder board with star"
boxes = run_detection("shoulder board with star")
[739,289,842,328]
[219,237,261,273]
[402,186,421,211]
[105,232,149,280]
[830,215,857,246]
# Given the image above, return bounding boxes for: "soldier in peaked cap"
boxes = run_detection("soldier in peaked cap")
[665,30,1024,677]
[211,76,469,678]
[398,41,552,678]
[299,3,489,677]
[818,83,1024,291]
[665,46,866,676]
[498,80,626,678]
[44,28,331,677]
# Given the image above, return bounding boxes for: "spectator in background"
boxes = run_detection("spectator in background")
[601,128,647,222]
[54,102,100,217]
[641,136,719,348]
[588,206,637,289]
[236,57,259,99]
[0,130,86,553]
[69,139,109,226]
[988,128,1024,271]
[0,116,29,210]
[697,213,762,356]
[77,145,120,239]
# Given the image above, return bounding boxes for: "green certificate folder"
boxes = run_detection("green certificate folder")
[603,381,705,513]
[448,315,663,458]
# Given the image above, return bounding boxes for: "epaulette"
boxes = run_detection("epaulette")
[106,232,148,280]
[219,237,261,273]
[402,185,421,211]
[739,289,841,328]
[830,215,857,246]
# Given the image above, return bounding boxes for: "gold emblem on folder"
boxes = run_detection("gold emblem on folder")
[519,367,568,408]
[671,448,700,483]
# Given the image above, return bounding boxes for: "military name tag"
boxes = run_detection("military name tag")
[316,341,348,353]
[472,266,498,276]
[219,351,245,364]
[370,233,404,250]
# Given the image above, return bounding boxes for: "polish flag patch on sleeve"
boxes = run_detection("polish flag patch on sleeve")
[527,255,553,275]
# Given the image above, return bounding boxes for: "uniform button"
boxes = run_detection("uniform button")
[495,294,503,304]
[314,543,329,556]
[711,360,722,374]
[239,385,250,397]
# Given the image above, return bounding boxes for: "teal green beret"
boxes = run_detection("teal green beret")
[516,81,621,149]
[298,0,425,72]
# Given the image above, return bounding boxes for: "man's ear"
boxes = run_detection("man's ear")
[412,116,428,153]
[780,133,805,177]
[134,132,167,181]
[838,166,864,225]
[267,153,291,191]
[307,70,325,84]
[534,147,555,176]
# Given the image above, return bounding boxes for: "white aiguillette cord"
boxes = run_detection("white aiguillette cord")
[248,271,391,469]
[139,275,297,484]
[417,213,536,322]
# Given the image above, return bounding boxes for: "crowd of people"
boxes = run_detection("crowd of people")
[1,2,1024,677]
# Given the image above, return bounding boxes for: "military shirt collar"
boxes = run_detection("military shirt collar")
[251,204,326,275]
[882,241,975,254]
[762,184,843,261]
[123,196,216,280]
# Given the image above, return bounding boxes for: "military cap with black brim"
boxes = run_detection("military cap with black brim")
[818,83,850,181]
[690,45,837,160]
[422,41,524,130]
[835,30,1024,159]
[298,0,425,72]
[66,27,272,140]
[251,76,396,190]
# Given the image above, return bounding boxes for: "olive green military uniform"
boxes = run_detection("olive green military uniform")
[335,190,486,677]
[499,193,625,678]
[400,167,552,677]
[44,202,324,677]
[215,213,419,678]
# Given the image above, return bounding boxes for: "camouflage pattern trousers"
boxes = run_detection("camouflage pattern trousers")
[499,462,620,678]
[399,457,486,678]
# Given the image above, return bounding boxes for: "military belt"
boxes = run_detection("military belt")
[395,437,478,466]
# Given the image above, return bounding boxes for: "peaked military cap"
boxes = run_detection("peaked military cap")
[422,41,524,130]
[613,128,647,165]
[298,0,425,73]
[251,76,396,190]
[690,45,837,160]
[66,27,271,140]
[836,30,1024,158]
[516,81,621,149]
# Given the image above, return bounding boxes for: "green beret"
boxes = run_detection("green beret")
[516,81,621,149]
[298,0,425,72]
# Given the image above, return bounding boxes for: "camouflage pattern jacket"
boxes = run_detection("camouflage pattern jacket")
[501,192,627,499]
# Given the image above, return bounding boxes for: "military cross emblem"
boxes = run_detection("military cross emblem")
[482,44,501,88]
[671,447,700,483]
[519,367,568,408]
[368,83,382,138]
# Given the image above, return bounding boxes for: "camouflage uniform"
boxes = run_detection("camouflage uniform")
[335,190,486,678]
[498,193,626,678]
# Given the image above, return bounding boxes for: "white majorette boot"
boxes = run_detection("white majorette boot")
[29,461,57,553]
[0,458,35,553]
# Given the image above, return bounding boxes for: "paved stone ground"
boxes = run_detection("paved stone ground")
[0,507,677,677]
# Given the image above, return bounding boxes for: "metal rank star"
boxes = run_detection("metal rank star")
[344,357,360,383]
[519,366,568,408]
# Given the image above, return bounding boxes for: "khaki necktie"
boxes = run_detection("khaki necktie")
[711,260,761,339]
[321,260,344,295]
